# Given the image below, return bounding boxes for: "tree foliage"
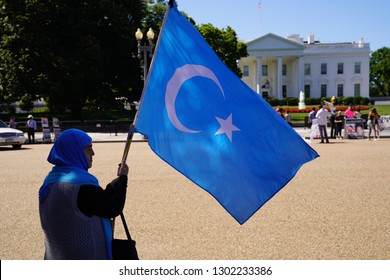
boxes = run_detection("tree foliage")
[197,24,247,77]
[0,0,247,119]
[370,47,390,96]
[143,1,247,77]
[0,0,145,119]
[143,0,167,39]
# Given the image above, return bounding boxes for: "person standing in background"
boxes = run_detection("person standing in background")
[9,116,17,128]
[284,110,292,126]
[367,108,380,141]
[26,115,37,144]
[334,111,344,140]
[329,112,336,139]
[344,104,355,119]
[276,108,285,120]
[308,107,316,127]
[354,106,361,118]
[315,105,330,143]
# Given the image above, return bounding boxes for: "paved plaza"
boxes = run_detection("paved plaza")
[0,133,389,260]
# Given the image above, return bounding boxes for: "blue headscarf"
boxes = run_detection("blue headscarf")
[39,128,113,259]
[47,128,92,170]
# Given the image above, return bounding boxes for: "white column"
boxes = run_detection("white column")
[297,56,304,96]
[256,56,262,94]
[277,56,283,99]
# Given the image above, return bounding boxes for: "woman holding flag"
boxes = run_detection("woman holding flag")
[38,129,129,259]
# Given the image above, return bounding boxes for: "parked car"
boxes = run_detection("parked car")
[0,120,26,149]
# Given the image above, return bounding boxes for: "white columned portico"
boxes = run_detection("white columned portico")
[277,56,283,99]
[244,33,310,98]
[297,55,304,93]
[256,56,262,94]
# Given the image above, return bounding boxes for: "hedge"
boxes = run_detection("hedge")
[265,96,371,107]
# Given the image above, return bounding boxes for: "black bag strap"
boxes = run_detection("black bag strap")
[116,212,133,241]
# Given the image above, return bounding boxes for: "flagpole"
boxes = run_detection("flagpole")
[258,1,262,36]
[121,1,175,164]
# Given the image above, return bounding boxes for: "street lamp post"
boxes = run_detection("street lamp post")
[135,28,155,81]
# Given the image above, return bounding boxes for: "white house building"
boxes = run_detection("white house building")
[239,33,370,99]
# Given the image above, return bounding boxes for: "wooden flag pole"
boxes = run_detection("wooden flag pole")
[121,123,136,164]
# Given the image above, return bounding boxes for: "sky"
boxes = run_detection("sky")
[176,0,390,52]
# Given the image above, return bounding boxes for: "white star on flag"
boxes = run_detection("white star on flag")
[214,114,240,142]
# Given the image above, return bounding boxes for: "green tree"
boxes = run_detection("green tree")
[0,0,145,119]
[370,47,390,97]
[18,95,34,112]
[1,0,247,119]
[197,24,247,77]
[143,0,167,38]
[142,0,247,77]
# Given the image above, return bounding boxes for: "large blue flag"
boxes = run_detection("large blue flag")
[136,3,319,224]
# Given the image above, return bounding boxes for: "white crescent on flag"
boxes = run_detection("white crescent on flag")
[165,64,225,133]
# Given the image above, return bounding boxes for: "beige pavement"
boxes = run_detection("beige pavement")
[0,138,389,260]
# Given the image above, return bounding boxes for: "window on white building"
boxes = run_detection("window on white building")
[262,65,268,76]
[282,85,287,98]
[282,64,287,76]
[243,65,249,77]
[354,83,361,96]
[354,62,361,74]
[337,84,344,97]
[321,84,327,97]
[321,63,327,75]
[304,64,311,75]
[304,84,311,98]
[337,63,344,74]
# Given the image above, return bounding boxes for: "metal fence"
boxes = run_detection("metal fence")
[14,119,133,135]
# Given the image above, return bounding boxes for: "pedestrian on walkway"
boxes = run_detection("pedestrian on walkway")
[334,111,344,139]
[315,105,330,143]
[367,108,380,141]
[330,112,336,139]
[276,107,285,120]
[9,115,17,129]
[344,104,355,119]
[26,115,37,144]
[308,107,316,127]
[354,106,361,118]
[285,110,292,126]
